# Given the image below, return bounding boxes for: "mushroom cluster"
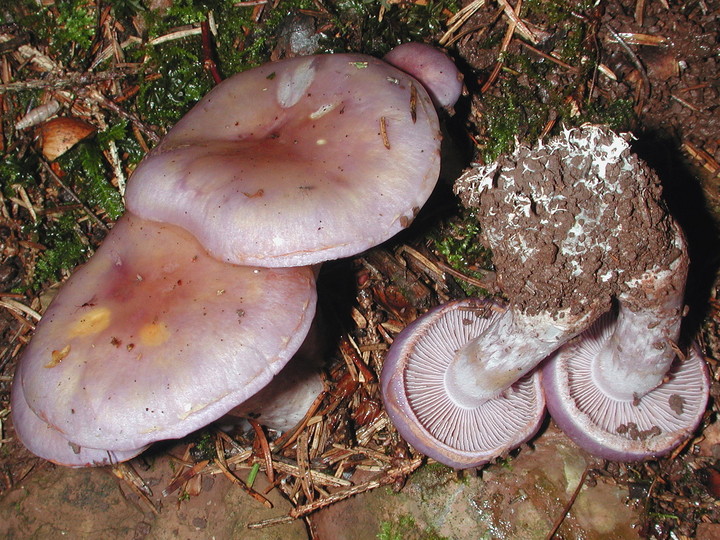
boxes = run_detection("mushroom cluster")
[380,125,709,468]
[13,45,461,467]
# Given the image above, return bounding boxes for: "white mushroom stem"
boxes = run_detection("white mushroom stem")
[444,307,600,408]
[592,235,689,401]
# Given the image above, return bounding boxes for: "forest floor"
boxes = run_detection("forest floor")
[0,0,718,538]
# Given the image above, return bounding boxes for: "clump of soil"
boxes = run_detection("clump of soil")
[455,126,680,317]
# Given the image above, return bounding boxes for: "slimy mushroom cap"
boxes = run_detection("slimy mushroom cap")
[14,213,317,454]
[125,53,442,267]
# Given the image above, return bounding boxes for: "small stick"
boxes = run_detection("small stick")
[545,467,589,539]
[148,26,202,47]
[0,298,41,322]
[605,25,650,100]
[339,335,375,382]
[247,458,423,529]
[215,437,273,508]
[201,21,223,85]
[161,459,209,497]
[111,463,159,515]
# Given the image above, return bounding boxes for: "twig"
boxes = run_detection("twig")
[147,26,202,47]
[201,20,223,85]
[247,458,423,529]
[161,459,209,497]
[214,445,274,508]
[496,0,542,44]
[0,69,143,94]
[519,41,577,71]
[545,467,590,539]
[111,463,159,515]
[605,24,651,100]
[249,418,275,484]
[481,1,519,93]
[87,89,160,145]
[439,0,487,46]
[0,298,41,322]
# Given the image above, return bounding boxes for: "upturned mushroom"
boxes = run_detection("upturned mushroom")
[124,52,443,267]
[13,213,317,461]
[382,125,709,468]
[538,135,710,460]
[380,298,546,469]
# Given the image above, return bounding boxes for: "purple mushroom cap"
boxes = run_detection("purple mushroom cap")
[381,298,546,469]
[13,213,317,456]
[12,378,147,467]
[383,42,463,109]
[125,53,442,267]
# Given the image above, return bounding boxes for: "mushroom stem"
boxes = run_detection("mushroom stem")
[591,233,688,401]
[445,308,598,407]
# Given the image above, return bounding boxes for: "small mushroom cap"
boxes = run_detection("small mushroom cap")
[125,53,442,267]
[15,213,317,453]
[380,298,546,469]
[542,312,710,461]
[11,377,147,467]
[228,356,325,432]
[383,43,463,109]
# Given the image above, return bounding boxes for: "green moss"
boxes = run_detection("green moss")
[189,430,216,461]
[325,0,458,56]
[98,120,146,166]
[58,143,124,220]
[0,155,36,195]
[16,0,97,65]
[32,212,89,288]
[378,514,448,540]
[582,98,636,131]
[432,210,493,297]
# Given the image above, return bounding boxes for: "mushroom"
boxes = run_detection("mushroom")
[382,125,709,468]
[539,141,710,460]
[453,125,708,461]
[124,52,443,267]
[11,378,147,467]
[13,213,317,458]
[380,298,546,469]
[383,42,463,110]
[14,47,461,465]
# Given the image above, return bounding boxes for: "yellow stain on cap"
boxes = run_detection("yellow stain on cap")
[45,344,71,368]
[139,322,171,346]
[69,307,111,338]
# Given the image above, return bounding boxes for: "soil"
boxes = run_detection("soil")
[455,126,679,317]
[1,1,719,539]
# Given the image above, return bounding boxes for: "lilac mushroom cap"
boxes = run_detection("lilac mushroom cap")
[12,377,147,467]
[383,43,463,109]
[380,299,546,469]
[125,53,442,267]
[13,213,317,457]
[228,354,325,432]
